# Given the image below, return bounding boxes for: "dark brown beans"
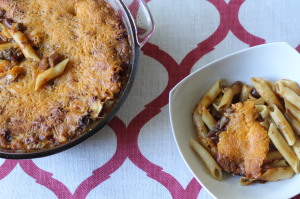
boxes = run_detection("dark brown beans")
[207,116,230,144]
[251,88,261,98]
[78,115,90,129]
[207,128,222,143]
[14,23,25,31]
[0,128,11,142]
[231,95,240,104]
[209,105,221,120]
[11,48,24,62]
[0,10,6,18]
[256,115,264,122]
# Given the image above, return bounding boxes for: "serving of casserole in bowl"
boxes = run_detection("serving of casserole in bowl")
[169,42,300,199]
[0,0,154,158]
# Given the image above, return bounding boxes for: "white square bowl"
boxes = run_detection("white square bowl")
[169,42,300,199]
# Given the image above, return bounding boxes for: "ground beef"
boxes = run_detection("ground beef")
[0,47,24,62]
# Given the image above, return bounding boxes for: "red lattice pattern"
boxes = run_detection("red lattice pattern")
[1,0,300,198]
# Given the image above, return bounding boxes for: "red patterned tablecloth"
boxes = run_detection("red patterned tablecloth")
[2,0,300,198]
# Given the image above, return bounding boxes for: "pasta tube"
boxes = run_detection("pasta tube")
[0,23,12,38]
[255,105,269,119]
[266,150,284,162]
[249,96,265,105]
[218,88,233,110]
[197,80,222,113]
[276,82,300,110]
[251,77,283,111]
[190,138,222,180]
[285,100,300,123]
[292,139,300,160]
[35,58,69,90]
[269,104,295,146]
[8,29,40,61]
[269,160,288,167]
[261,166,295,181]
[240,84,252,102]
[285,111,300,135]
[193,108,208,139]
[268,123,300,173]
[202,106,216,130]
[230,81,243,95]
[0,43,18,51]
[276,79,300,95]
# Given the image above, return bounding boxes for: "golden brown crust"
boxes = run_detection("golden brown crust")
[217,101,270,179]
[0,0,130,150]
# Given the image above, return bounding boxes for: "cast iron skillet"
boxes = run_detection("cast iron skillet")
[0,0,154,159]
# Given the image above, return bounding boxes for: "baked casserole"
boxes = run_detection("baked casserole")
[0,0,130,151]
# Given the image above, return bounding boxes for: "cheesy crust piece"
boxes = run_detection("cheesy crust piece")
[217,100,270,179]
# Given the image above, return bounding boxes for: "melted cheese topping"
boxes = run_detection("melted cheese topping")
[0,0,130,150]
[217,100,270,179]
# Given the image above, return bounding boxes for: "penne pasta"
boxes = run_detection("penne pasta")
[259,120,270,129]
[198,80,222,113]
[276,82,300,110]
[261,166,295,181]
[285,111,300,135]
[190,138,222,180]
[292,139,300,160]
[212,103,219,111]
[276,79,300,95]
[218,87,234,110]
[192,78,300,184]
[0,23,12,38]
[212,94,222,106]
[8,29,40,61]
[193,108,208,139]
[285,100,300,123]
[251,77,283,111]
[239,177,254,186]
[217,81,243,111]
[35,58,69,90]
[6,66,25,80]
[255,105,269,119]
[89,101,103,119]
[249,96,265,105]
[265,80,276,92]
[0,43,18,51]
[268,104,295,146]
[268,123,300,173]
[202,106,217,130]
[239,84,252,102]
[212,104,218,110]
[266,150,284,162]
[230,81,243,95]
[268,159,288,167]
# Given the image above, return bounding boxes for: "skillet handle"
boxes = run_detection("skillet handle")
[120,0,155,47]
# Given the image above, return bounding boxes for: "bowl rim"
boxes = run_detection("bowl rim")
[170,42,290,99]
